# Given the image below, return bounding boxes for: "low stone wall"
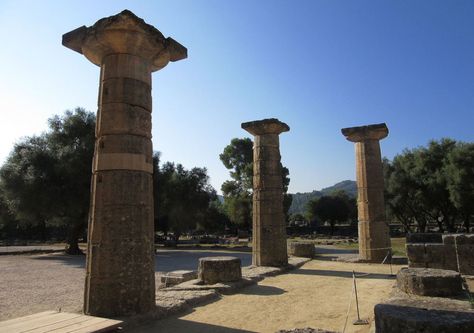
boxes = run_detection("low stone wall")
[406,233,474,275]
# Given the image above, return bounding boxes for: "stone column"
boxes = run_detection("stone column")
[62,10,186,317]
[341,123,391,262]
[242,118,289,267]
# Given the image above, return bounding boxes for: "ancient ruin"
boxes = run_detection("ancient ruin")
[62,10,187,316]
[341,123,391,262]
[242,118,289,267]
[288,242,315,258]
[375,266,473,332]
[198,257,242,284]
[406,233,474,274]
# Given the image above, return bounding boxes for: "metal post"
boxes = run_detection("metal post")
[352,270,369,325]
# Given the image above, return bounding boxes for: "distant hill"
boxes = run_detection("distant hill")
[288,180,357,215]
[216,180,357,216]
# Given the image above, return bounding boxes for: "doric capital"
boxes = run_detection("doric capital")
[341,123,388,142]
[241,118,289,136]
[62,10,187,71]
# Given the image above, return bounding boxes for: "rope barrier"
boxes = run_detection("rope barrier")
[341,273,355,333]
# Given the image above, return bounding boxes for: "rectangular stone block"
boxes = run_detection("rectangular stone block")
[97,134,153,158]
[254,135,279,147]
[100,77,152,110]
[442,244,458,271]
[455,234,474,245]
[406,244,426,264]
[424,243,445,268]
[102,53,152,85]
[457,244,474,275]
[407,233,443,244]
[98,103,151,138]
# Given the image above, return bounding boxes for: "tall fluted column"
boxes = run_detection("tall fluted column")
[63,10,187,317]
[242,119,289,267]
[341,123,391,262]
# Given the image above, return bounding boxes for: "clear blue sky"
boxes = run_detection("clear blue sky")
[1,1,473,194]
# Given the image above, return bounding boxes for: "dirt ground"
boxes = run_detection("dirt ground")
[135,259,404,333]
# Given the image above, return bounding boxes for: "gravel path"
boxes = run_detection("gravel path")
[0,249,252,320]
[136,260,403,333]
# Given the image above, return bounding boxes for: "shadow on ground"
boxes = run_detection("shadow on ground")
[239,284,286,296]
[315,245,359,261]
[31,254,86,268]
[290,268,396,280]
[31,250,252,273]
[135,318,257,333]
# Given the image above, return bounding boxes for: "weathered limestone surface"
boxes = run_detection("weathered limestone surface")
[242,119,289,267]
[406,232,443,244]
[63,10,186,317]
[160,270,197,287]
[288,242,314,258]
[397,267,463,297]
[406,234,474,274]
[341,123,391,262]
[198,256,242,285]
[375,302,474,333]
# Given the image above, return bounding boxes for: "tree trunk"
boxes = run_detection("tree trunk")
[464,216,471,233]
[65,220,86,255]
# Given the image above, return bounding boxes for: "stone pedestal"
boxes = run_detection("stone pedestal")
[242,118,289,267]
[341,123,391,262]
[63,10,186,317]
[397,267,463,297]
[198,257,242,284]
[288,242,314,258]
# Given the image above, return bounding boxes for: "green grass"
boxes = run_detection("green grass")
[335,237,406,256]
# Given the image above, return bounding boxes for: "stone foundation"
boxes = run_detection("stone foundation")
[397,268,463,297]
[406,233,474,275]
[375,301,474,333]
[198,256,242,284]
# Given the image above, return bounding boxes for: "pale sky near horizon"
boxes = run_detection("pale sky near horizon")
[0,1,473,194]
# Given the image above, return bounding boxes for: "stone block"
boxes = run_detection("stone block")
[424,243,445,269]
[454,234,474,245]
[406,244,426,265]
[406,233,442,244]
[442,244,458,271]
[375,302,474,333]
[397,267,463,297]
[198,256,242,285]
[98,103,151,138]
[100,77,152,110]
[161,270,197,287]
[288,242,314,258]
[457,244,474,275]
[102,53,152,85]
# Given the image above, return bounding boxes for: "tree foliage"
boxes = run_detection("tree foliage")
[153,153,218,243]
[384,139,474,233]
[305,191,355,234]
[219,138,292,231]
[0,108,95,253]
